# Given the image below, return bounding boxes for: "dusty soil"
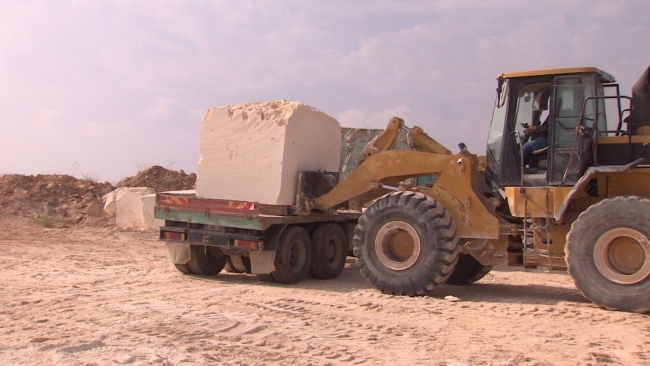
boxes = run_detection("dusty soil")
[1,215,649,365]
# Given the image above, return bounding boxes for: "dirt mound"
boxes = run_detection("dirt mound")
[0,174,115,227]
[0,166,195,228]
[116,166,196,192]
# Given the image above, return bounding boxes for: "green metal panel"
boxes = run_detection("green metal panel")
[155,208,290,230]
[155,207,361,230]
[340,127,436,186]
[340,127,412,181]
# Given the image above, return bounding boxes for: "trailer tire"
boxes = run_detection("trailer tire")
[224,257,243,273]
[446,253,492,285]
[566,196,650,313]
[187,245,228,276]
[271,226,312,284]
[234,255,252,274]
[353,191,459,296]
[225,255,251,274]
[311,223,347,279]
[174,264,193,274]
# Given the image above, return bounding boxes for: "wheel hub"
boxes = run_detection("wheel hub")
[593,227,650,285]
[375,221,421,271]
[289,241,306,270]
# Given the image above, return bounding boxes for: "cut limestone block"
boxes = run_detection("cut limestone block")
[103,187,155,228]
[141,194,165,230]
[103,189,121,216]
[196,100,341,205]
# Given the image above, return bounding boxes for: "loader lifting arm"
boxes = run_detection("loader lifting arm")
[314,149,454,211]
[357,117,452,166]
[314,118,502,242]
[316,118,454,211]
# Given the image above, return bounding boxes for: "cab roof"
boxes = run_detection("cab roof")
[498,67,615,83]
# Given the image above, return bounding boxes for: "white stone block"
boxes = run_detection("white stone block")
[141,194,165,230]
[103,187,155,228]
[103,190,121,216]
[196,100,341,205]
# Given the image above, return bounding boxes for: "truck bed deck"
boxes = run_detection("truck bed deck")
[154,193,361,231]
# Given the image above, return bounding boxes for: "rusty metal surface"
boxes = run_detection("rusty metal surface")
[157,193,261,218]
[340,127,412,181]
[292,171,338,215]
[357,117,405,165]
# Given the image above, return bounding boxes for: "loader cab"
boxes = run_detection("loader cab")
[485,67,615,188]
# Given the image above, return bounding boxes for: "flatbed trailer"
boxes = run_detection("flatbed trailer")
[154,189,362,284]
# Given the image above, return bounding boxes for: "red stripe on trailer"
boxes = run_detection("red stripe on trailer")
[228,201,254,210]
[163,196,190,206]
[158,195,262,218]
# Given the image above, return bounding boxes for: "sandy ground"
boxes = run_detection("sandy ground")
[1,215,649,366]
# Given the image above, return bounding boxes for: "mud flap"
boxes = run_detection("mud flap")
[165,242,191,265]
[249,251,276,274]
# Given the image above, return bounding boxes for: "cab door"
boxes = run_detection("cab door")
[548,74,601,184]
[486,77,552,188]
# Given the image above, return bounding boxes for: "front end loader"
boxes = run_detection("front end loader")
[311,66,650,313]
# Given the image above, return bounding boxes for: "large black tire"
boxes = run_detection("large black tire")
[234,255,252,273]
[446,253,493,285]
[174,264,193,274]
[187,245,228,276]
[566,196,650,313]
[271,226,312,284]
[353,191,460,296]
[224,257,243,273]
[225,255,251,274]
[311,223,347,279]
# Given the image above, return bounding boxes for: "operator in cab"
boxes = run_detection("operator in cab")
[522,91,550,166]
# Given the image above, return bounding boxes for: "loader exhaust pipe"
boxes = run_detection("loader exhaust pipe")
[630,66,650,130]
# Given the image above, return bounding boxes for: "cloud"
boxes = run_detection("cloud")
[34,109,65,132]
[0,0,648,180]
[338,105,413,129]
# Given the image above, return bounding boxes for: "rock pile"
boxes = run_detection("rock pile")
[0,166,196,228]
[115,165,196,192]
[0,174,115,227]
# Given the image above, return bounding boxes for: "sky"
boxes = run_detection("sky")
[0,0,648,183]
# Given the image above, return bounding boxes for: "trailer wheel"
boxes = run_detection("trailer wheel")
[224,257,243,273]
[232,255,252,274]
[225,255,251,273]
[446,253,492,285]
[271,226,312,284]
[174,264,193,274]
[566,196,650,313]
[187,245,228,276]
[311,223,347,279]
[353,191,459,296]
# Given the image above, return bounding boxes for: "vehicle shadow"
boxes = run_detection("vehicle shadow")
[183,260,592,307]
[431,282,590,305]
